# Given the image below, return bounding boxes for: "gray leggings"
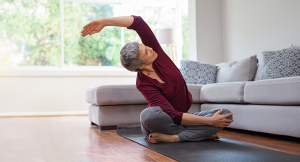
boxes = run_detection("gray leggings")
[140,106,233,142]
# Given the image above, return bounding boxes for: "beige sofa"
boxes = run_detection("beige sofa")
[86,55,300,138]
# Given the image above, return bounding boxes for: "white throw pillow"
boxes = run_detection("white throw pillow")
[216,55,258,83]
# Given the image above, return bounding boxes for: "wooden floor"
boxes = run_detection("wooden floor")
[0,116,299,162]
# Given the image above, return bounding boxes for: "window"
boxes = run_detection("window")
[0,0,61,66]
[0,0,188,68]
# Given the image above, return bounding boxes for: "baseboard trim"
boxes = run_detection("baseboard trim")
[0,111,88,118]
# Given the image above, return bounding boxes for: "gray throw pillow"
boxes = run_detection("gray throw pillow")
[261,46,300,80]
[216,55,258,83]
[262,45,295,68]
[180,60,217,85]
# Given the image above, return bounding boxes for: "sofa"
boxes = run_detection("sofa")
[86,47,300,138]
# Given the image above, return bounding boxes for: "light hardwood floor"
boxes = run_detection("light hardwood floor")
[0,116,299,162]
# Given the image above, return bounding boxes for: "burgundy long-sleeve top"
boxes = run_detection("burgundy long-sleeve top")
[127,15,193,125]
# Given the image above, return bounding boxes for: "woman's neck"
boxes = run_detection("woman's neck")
[141,64,155,76]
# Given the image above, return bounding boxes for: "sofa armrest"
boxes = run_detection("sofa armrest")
[86,84,147,106]
[186,84,203,103]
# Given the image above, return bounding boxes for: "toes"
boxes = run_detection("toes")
[148,134,154,143]
[148,138,155,143]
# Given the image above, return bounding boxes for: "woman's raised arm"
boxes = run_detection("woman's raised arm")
[81,16,134,37]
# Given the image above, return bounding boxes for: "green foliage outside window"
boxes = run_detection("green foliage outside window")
[64,2,122,66]
[0,0,188,67]
[0,0,61,66]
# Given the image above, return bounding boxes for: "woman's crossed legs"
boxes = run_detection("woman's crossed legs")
[140,106,233,143]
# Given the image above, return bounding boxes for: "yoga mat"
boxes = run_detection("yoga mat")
[116,128,300,162]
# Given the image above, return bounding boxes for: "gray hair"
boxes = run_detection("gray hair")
[120,42,144,72]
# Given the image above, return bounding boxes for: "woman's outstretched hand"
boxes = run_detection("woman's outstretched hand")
[210,109,233,127]
[81,18,106,37]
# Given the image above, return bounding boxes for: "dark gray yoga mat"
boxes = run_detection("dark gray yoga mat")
[116,128,300,162]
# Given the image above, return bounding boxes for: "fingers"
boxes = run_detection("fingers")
[89,31,98,35]
[81,22,94,37]
[83,21,93,29]
[223,123,231,127]
[216,109,223,114]
[82,28,94,37]
[224,113,233,119]
[82,26,92,36]
[220,121,233,127]
[225,119,234,123]
[225,113,233,117]
[82,31,90,37]
[81,28,88,37]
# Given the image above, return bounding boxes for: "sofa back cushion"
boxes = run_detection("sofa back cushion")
[216,55,258,83]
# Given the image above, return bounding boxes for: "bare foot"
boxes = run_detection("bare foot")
[205,133,220,140]
[147,133,180,144]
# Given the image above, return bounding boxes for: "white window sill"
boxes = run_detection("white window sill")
[0,66,137,77]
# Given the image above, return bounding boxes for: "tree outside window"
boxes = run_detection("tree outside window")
[0,0,188,67]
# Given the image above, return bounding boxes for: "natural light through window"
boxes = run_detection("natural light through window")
[0,0,188,68]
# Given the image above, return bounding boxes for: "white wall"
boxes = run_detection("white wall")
[189,0,300,64]
[188,0,197,61]
[222,0,300,62]
[196,0,223,64]
[0,68,136,116]
[189,0,223,64]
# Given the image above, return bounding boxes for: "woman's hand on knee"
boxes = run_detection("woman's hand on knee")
[210,109,233,127]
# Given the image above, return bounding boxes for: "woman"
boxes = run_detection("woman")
[81,15,233,144]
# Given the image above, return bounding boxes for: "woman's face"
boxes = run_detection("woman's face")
[138,43,157,67]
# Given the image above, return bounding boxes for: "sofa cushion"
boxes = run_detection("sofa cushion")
[180,60,217,85]
[200,82,248,103]
[261,46,300,80]
[216,55,258,83]
[86,84,203,106]
[244,76,300,105]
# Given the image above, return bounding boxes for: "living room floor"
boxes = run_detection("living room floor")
[1,116,299,162]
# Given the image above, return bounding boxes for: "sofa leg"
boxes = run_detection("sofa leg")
[91,122,97,125]
[100,125,118,130]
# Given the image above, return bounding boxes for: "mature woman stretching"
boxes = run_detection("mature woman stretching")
[81,15,233,144]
